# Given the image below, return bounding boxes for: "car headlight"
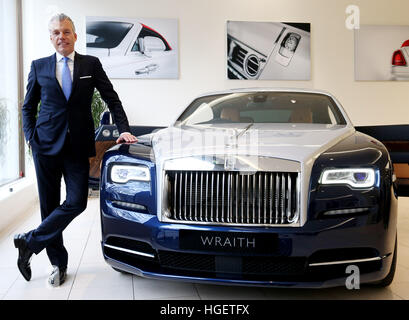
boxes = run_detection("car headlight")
[110,165,150,183]
[320,168,376,188]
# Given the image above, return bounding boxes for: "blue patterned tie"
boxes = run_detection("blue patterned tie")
[62,57,72,100]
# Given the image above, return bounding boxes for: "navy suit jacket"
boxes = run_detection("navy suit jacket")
[22,52,131,157]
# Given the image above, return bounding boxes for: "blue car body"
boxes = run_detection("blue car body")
[99,89,399,288]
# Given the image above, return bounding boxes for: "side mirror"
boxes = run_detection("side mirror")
[142,36,166,53]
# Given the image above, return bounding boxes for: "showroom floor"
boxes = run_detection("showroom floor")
[1,196,409,300]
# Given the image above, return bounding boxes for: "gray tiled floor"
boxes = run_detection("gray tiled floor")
[1,196,409,300]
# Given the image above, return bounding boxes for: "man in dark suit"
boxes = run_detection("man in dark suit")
[15,13,137,286]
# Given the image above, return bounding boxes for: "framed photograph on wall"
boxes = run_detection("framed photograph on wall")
[355,25,409,81]
[86,16,178,79]
[227,21,311,80]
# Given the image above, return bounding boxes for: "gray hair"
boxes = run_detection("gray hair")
[48,13,76,33]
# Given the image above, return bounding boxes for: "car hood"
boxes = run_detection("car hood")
[150,123,355,165]
[146,123,355,227]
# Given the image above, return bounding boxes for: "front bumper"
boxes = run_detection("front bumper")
[100,201,397,289]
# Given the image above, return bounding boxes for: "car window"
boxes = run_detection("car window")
[183,103,214,125]
[86,21,134,49]
[131,41,140,52]
[240,109,292,123]
[175,92,347,126]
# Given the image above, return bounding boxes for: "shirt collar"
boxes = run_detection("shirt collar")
[56,51,75,62]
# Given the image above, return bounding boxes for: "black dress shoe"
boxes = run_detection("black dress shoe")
[14,233,33,281]
[48,266,67,287]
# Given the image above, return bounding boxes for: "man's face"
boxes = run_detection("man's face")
[49,19,77,56]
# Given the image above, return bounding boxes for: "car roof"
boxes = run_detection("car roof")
[195,87,334,98]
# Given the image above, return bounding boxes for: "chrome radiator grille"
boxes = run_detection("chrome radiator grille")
[165,171,300,225]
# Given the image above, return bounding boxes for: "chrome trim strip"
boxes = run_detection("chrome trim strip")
[235,174,239,223]
[230,172,234,223]
[216,172,220,222]
[252,174,255,224]
[179,172,182,220]
[200,172,203,222]
[287,173,291,220]
[211,172,214,222]
[281,173,285,224]
[270,173,273,225]
[222,173,225,223]
[189,172,193,221]
[240,175,245,223]
[195,172,198,221]
[174,172,178,219]
[205,172,208,222]
[289,173,300,224]
[309,256,384,267]
[247,174,250,224]
[227,174,231,222]
[264,173,267,224]
[104,244,155,259]
[184,173,187,221]
[275,173,279,224]
[258,174,261,224]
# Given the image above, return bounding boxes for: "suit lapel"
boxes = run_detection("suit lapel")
[70,52,81,100]
[49,53,65,98]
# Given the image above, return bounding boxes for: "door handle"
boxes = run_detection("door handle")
[135,64,159,75]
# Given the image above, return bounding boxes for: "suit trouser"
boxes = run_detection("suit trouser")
[27,137,89,269]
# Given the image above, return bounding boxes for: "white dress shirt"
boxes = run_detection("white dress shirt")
[55,51,75,88]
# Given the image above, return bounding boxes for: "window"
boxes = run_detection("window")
[183,103,214,125]
[131,41,140,52]
[241,109,291,123]
[0,0,21,186]
[176,92,347,126]
[86,21,133,49]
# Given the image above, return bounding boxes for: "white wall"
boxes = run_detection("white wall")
[0,0,20,185]
[0,176,38,236]
[22,0,409,126]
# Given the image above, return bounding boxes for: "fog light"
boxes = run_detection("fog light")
[323,207,369,216]
[112,200,147,212]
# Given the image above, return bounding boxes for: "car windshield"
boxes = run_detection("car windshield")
[86,21,133,49]
[175,92,347,126]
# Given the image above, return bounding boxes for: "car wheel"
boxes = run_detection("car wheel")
[370,235,397,287]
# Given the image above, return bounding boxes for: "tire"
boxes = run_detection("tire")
[371,235,397,287]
